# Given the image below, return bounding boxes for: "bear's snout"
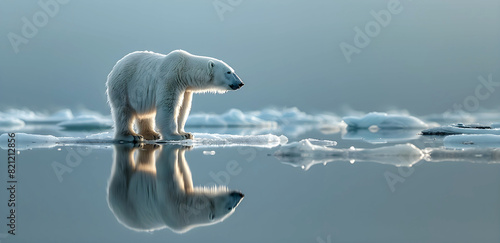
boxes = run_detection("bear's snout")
[230,82,244,90]
[227,191,244,210]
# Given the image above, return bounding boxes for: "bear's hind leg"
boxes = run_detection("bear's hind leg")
[137,117,161,140]
[112,106,143,142]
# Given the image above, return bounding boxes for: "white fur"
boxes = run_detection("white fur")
[107,145,244,233]
[106,50,243,141]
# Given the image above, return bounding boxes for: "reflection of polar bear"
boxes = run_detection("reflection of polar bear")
[107,144,244,233]
[106,50,244,141]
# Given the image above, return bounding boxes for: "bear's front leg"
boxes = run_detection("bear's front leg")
[177,91,193,139]
[156,95,187,140]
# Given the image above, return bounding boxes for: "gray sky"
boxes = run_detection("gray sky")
[1,0,499,116]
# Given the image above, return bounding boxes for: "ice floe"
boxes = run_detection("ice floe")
[343,112,428,129]
[0,133,64,150]
[0,132,287,150]
[168,133,288,148]
[421,124,500,136]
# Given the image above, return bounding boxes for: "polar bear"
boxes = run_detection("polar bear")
[107,144,244,233]
[106,50,244,141]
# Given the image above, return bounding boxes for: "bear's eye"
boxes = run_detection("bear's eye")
[226,71,231,74]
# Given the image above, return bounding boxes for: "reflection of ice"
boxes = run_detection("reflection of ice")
[274,139,500,170]
[343,112,428,129]
[425,147,500,164]
[443,134,500,149]
[0,132,287,150]
[342,128,420,144]
[422,124,500,136]
[274,139,423,170]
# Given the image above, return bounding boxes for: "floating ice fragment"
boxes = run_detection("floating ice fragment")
[203,151,216,155]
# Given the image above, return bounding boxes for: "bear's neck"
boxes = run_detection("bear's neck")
[178,66,211,92]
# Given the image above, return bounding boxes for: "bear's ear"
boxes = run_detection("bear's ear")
[208,60,214,69]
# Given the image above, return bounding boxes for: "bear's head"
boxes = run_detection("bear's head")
[208,59,244,91]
